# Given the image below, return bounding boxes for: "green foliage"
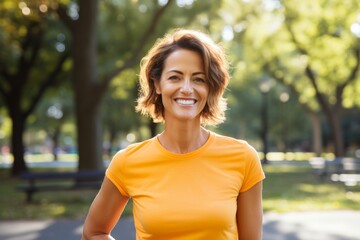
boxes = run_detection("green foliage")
[102,68,140,149]
[239,0,360,108]
[211,0,360,153]
[28,84,75,152]
[0,0,71,111]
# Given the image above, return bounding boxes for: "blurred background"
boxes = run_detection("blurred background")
[1,0,359,174]
[0,0,360,239]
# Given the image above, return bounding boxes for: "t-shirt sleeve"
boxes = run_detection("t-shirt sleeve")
[240,144,265,192]
[106,149,130,197]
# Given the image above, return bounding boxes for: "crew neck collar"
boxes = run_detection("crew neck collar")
[154,130,215,158]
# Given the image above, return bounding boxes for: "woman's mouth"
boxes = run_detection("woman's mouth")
[175,98,196,105]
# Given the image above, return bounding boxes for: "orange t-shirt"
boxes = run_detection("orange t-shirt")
[106,131,265,240]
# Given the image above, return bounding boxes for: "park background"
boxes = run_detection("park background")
[0,0,360,239]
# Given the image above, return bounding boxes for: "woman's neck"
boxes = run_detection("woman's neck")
[158,121,209,154]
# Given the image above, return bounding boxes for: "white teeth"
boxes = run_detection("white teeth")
[176,99,195,105]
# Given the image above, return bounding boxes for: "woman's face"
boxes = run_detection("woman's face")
[155,49,209,124]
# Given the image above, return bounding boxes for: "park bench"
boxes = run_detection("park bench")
[330,158,360,187]
[309,157,342,180]
[309,157,360,186]
[17,170,105,203]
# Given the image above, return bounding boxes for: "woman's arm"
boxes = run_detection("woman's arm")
[237,181,263,240]
[82,177,129,240]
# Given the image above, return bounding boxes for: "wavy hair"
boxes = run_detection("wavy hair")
[136,29,229,126]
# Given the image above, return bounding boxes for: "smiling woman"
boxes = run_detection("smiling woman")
[136,29,229,126]
[82,29,265,240]
[153,49,209,125]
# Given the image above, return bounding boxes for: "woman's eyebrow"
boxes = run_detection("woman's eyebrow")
[166,70,183,75]
[166,70,205,76]
[192,71,205,76]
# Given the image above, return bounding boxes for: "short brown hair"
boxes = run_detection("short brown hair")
[136,29,229,126]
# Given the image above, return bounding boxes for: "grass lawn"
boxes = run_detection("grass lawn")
[0,161,359,220]
[0,168,133,220]
[262,162,360,212]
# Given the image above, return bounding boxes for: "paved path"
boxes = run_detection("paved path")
[262,211,360,240]
[0,210,359,240]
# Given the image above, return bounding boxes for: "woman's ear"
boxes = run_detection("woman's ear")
[154,79,161,94]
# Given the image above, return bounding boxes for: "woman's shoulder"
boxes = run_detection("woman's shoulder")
[211,132,258,157]
[212,132,252,148]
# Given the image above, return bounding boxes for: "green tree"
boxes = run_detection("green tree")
[226,0,360,157]
[278,0,359,157]
[0,0,70,175]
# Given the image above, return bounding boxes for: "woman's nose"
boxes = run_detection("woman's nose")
[180,79,193,94]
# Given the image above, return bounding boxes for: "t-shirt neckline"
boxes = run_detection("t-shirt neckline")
[154,130,215,159]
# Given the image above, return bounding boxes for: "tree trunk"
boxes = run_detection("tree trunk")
[260,91,269,164]
[108,129,117,155]
[75,103,103,170]
[10,101,27,175]
[73,0,103,171]
[52,126,61,161]
[309,111,323,157]
[327,108,344,157]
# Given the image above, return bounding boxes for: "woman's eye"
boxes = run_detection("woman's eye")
[168,75,179,80]
[194,77,206,83]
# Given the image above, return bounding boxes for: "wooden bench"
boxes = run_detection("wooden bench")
[309,157,360,186]
[330,158,360,187]
[17,170,105,203]
[309,157,342,180]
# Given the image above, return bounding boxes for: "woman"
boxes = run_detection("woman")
[82,29,265,240]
